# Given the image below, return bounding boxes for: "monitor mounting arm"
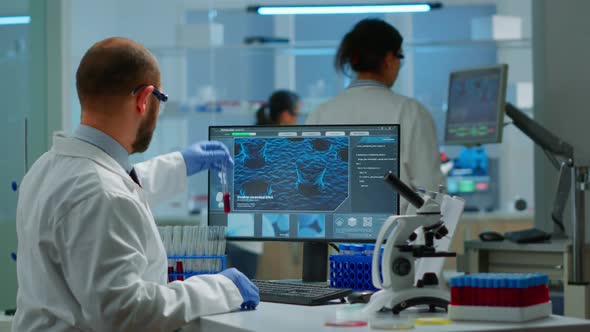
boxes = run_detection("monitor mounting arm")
[505,103,573,159]
[505,103,587,284]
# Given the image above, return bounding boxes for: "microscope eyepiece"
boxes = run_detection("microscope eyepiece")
[384,171,425,208]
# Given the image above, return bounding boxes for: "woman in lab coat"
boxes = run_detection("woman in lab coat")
[256,90,301,126]
[306,18,444,214]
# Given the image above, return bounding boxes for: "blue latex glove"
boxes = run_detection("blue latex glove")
[180,141,233,176]
[220,268,260,310]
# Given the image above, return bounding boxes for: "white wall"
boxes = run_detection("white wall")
[496,0,535,212]
[68,0,189,132]
[0,1,28,15]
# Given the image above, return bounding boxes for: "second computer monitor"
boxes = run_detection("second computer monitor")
[208,125,400,242]
[444,64,508,145]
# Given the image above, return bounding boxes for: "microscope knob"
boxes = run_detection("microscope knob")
[392,257,412,276]
[408,232,418,242]
[435,226,449,239]
[420,272,440,286]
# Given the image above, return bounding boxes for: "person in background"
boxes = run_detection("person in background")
[14,37,258,332]
[305,18,444,214]
[256,90,301,125]
[226,90,301,278]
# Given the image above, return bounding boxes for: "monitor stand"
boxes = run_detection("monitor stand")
[302,242,328,283]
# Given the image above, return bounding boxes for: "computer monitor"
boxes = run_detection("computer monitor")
[208,125,400,243]
[444,64,508,145]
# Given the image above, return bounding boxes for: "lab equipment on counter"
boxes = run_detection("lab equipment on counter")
[446,147,499,212]
[252,279,351,305]
[479,231,504,242]
[243,36,289,45]
[324,320,368,327]
[346,292,374,304]
[338,243,351,255]
[364,172,465,315]
[448,273,551,322]
[157,226,227,281]
[504,228,551,244]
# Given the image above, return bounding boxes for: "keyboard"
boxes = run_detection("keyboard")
[504,228,551,244]
[252,280,352,306]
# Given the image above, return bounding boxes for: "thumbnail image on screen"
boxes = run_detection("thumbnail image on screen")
[227,214,255,237]
[444,64,508,145]
[297,214,326,238]
[208,125,400,242]
[262,214,290,238]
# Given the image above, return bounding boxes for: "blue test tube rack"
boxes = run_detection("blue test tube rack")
[329,253,381,291]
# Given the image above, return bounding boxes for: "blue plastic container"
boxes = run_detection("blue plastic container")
[329,254,381,291]
[338,243,351,255]
[350,244,365,255]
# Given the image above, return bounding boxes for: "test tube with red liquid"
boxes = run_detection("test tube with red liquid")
[222,165,230,213]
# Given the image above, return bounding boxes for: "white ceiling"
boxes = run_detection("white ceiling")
[181,0,502,10]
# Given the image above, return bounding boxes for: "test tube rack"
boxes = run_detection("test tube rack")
[448,273,551,322]
[329,254,381,291]
[167,255,227,282]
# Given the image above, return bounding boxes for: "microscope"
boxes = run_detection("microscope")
[363,171,465,315]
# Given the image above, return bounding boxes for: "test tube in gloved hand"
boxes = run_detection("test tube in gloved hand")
[222,165,230,213]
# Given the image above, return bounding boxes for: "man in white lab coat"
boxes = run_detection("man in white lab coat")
[14,37,258,332]
[306,19,444,214]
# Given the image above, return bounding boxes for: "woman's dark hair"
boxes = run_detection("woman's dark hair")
[256,90,300,125]
[335,18,403,76]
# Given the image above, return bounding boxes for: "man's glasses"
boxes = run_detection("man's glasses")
[131,84,169,112]
[395,52,405,68]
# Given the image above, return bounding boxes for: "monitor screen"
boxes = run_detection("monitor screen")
[208,125,400,242]
[444,64,508,145]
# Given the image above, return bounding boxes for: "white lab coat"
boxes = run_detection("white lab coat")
[14,132,243,332]
[306,84,444,214]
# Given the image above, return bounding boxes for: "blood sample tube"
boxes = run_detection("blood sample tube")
[222,165,230,213]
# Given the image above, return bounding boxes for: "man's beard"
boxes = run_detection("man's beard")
[132,102,158,153]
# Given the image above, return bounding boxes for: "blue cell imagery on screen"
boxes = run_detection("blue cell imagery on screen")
[297,214,326,238]
[227,214,255,237]
[262,214,290,238]
[233,137,349,211]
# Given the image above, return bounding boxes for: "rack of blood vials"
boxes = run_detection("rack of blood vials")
[448,273,551,322]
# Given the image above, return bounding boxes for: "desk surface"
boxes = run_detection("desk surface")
[198,302,590,332]
[4,304,590,332]
[0,314,12,332]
